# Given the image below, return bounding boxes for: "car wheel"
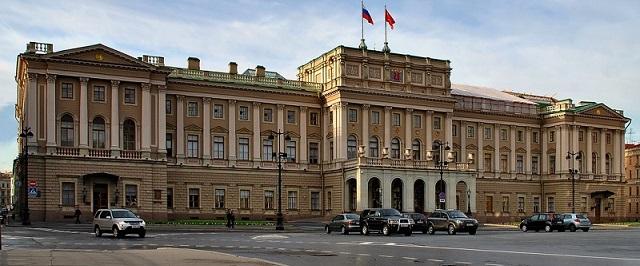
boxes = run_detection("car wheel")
[427,224,435,235]
[361,225,369,235]
[382,224,391,236]
[139,230,146,238]
[112,227,121,238]
[341,226,348,235]
[469,229,477,235]
[544,225,552,232]
[448,224,456,235]
[325,225,331,234]
[569,224,577,232]
[94,226,102,237]
[582,228,589,232]
[521,225,528,232]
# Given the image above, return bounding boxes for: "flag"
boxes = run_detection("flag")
[362,7,374,25]
[385,8,395,29]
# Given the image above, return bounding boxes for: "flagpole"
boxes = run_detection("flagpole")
[359,0,367,50]
[382,4,390,53]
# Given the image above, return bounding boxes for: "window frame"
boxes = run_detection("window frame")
[93,85,105,102]
[187,101,199,117]
[239,105,249,121]
[61,82,74,99]
[124,87,136,104]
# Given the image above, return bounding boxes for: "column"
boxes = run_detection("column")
[356,174,368,211]
[404,177,414,212]
[330,105,337,160]
[338,102,348,160]
[572,125,579,154]
[323,107,330,162]
[229,100,238,162]
[510,126,516,174]
[460,122,467,163]
[494,124,500,174]
[252,102,261,162]
[425,111,433,150]
[446,177,456,209]
[525,127,532,175]
[202,98,211,160]
[109,80,119,156]
[586,127,593,175]
[477,123,484,172]
[46,74,57,151]
[561,125,570,173]
[362,105,370,155]
[384,106,392,155]
[141,83,151,155]
[405,109,413,153]
[445,113,453,146]
[300,106,308,164]
[555,126,562,174]
[26,73,38,150]
[383,177,392,208]
[426,179,437,211]
[79,77,89,152]
[600,129,606,175]
[176,96,185,162]
[542,128,548,174]
[613,129,621,175]
[157,87,167,154]
[620,129,626,177]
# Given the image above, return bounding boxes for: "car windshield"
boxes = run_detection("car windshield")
[345,214,359,219]
[381,209,402,216]
[111,210,137,218]
[447,211,468,218]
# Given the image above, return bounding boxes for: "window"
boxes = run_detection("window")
[592,132,598,143]
[608,198,615,212]
[369,137,379,158]
[533,131,539,143]
[189,188,200,208]
[606,153,611,175]
[263,108,273,122]
[309,142,319,164]
[581,196,587,213]
[347,135,357,159]
[239,106,249,120]
[533,197,540,213]
[392,113,401,126]
[452,124,458,137]
[391,138,401,159]
[501,154,508,173]
[123,119,136,150]
[288,191,298,209]
[125,184,138,208]
[484,127,492,140]
[263,139,273,160]
[61,114,74,147]
[579,130,584,142]
[549,155,556,174]
[547,197,555,212]
[286,140,296,162]
[517,130,523,142]
[61,82,73,99]
[549,131,556,142]
[92,117,105,149]
[517,197,525,213]
[500,129,508,141]
[61,182,75,206]
[484,153,493,172]
[166,133,173,157]
[516,155,524,173]
[329,141,334,161]
[532,156,539,174]
[413,115,422,128]
[502,196,510,212]
[592,153,598,174]
[329,111,333,124]
[154,190,161,201]
[93,86,105,102]
[238,137,249,160]
[310,112,318,125]
[264,190,274,209]
[412,139,421,160]
[187,102,198,117]
[287,110,296,124]
[371,111,380,124]
[213,136,224,159]
[348,109,357,122]
[187,135,199,158]
[124,88,135,104]
[433,116,441,130]
[240,190,250,209]
[606,133,612,144]
[467,126,475,138]
[486,195,494,212]
[327,191,332,210]
[311,192,320,211]
[165,99,172,114]
[167,188,174,209]
[213,104,224,118]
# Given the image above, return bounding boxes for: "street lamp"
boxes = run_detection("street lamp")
[427,140,451,209]
[566,151,582,213]
[269,131,291,231]
[19,127,33,225]
[466,188,472,216]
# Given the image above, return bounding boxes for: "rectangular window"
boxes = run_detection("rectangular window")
[92,120,106,149]
[549,155,556,174]
[125,184,138,208]
[310,112,318,126]
[327,191,332,210]
[189,188,200,208]
[263,139,273,160]
[500,129,508,141]
[264,190,274,209]
[213,136,225,159]
[467,126,475,138]
[348,109,357,122]
[93,86,105,102]
[167,188,174,209]
[532,156,539,174]
[187,101,198,116]
[433,116,441,130]
[579,130,584,142]
[392,113,401,126]
[240,190,250,209]
[501,154,508,173]
[154,190,162,201]
[517,197,525,213]
[165,99,172,114]
[238,137,249,160]
[413,115,422,128]
[547,196,555,212]
[187,135,199,158]
[166,133,173,157]
[533,197,540,213]
[592,132,598,143]
[452,124,458,137]
[329,141,334,161]
[239,106,249,120]
[484,153,492,172]
[124,88,135,104]
[287,110,296,124]
[371,111,380,124]
[502,196,510,212]
[484,127,492,140]
[213,104,224,118]
[533,131,539,143]
[309,142,319,164]
[516,155,524,173]
[606,133,612,144]
[517,130,524,142]
[263,108,273,122]
[486,195,494,212]
[286,140,296,162]
[61,82,73,99]
[311,192,320,211]
[215,189,225,209]
[550,131,556,143]
[288,191,298,210]
[61,182,75,206]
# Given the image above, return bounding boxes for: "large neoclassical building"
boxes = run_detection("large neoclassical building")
[13,41,630,223]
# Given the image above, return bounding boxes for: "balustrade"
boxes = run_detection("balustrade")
[169,68,322,92]
[56,147,79,156]
[88,149,110,158]
[120,150,143,159]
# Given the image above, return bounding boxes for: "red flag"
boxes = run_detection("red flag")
[385,8,396,29]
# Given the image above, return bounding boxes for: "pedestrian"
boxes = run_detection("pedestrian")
[226,209,232,229]
[230,210,235,229]
[74,206,82,224]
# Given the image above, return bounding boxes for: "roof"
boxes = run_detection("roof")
[451,84,536,105]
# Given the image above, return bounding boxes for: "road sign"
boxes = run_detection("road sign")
[438,192,446,200]
[29,180,37,187]
[439,198,446,203]
[28,187,38,198]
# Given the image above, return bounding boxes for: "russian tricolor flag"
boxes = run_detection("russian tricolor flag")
[362,7,374,25]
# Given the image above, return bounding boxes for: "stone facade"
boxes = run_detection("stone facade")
[0,172,11,209]
[624,144,640,221]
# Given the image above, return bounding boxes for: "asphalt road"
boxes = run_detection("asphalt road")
[2,225,640,266]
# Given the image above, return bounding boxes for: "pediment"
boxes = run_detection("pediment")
[483,145,494,151]
[531,148,541,154]
[211,126,229,133]
[577,104,626,119]
[236,128,253,135]
[466,144,477,150]
[43,44,155,69]
[547,148,556,154]
[516,148,527,153]
[261,130,275,136]
[184,124,202,131]
[500,146,511,152]
[307,133,322,140]
[286,131,301,138]
[452,143,461,149]
[166,122,176,131]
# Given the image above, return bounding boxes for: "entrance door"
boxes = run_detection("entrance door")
[93,184,108,211]
[594,198,602,222]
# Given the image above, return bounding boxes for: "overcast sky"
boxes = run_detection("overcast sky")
[0,0,638,172]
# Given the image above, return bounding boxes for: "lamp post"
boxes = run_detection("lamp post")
[466,188,472,216]
[269,131,290,231]
[427,140,451,210]
[566,151,582,213]
[19,127,33,225]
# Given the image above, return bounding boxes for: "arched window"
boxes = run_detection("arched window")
[369,137,379,158]
[412,139,421,160]
[347,135,358,159]
[605,153,611,175]
[592,152,598,174]
[391,138,401,159]
[60,114,74,147]
[123,119,136,150]
[92,117,106,149]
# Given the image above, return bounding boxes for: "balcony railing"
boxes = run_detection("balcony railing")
[169,68,322,92]
[121,150,143,159]
[56,147,79,156]
[88,149,110,158]
[337,157,476,171]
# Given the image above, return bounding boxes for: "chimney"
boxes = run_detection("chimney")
[187,57,200,70]
[256,65,265,77]
[229,62,238,75]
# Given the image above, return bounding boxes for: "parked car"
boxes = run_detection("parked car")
[93,208,146,238]
[557,213,591,232]
[404,213,428,233]
[325,213,360,235]
[360,208,414,236]
[519,213,562,232]
[426,209,478,235]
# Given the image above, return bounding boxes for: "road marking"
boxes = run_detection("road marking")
[402,257,417,261]
[360,242,373,245]
[305,249,316,252]
[224,246,235,248]
[179,244,189,247]
[339,252,351,255]
[428,259,444,262]
[379,255,394,258]
[486,264,503,266]
[384,243,396,246]
[455,262,472,265]
[252,234,289,240]
[357,253,371,256]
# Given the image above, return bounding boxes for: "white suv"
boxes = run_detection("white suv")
[93,209,146,238]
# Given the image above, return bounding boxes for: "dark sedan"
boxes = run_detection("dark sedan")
[520,213,562,232]
[404,213,428,233]
[325,213,360,235]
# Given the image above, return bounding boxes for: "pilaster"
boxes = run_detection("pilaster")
[361,104,370,155]
[176,95,185,162]
[494,123,500,174]
[229,99,238,163]
[600,129,606,175]
[46,74,57,152]
[300,106,308,164]
[109,80,120,157]
[477,123,484,172]
[586,127,593,175]
[27,73,38,149]
[405,108,413,151]
[384,106,392,154]
[426,111,433,152]
[79,77,89,155]
[141,83,151,157]
[252,102,261,162]
[202,98,212,160]
[157,86,167,155]
[510,125,516,175]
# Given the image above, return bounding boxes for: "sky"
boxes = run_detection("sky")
[0,0,638,172]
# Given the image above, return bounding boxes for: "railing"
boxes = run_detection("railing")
[142,55,164,66]
[341,157,476,171]
[26,42,53,54]
[88,149,110,158]
[120,150,142,159]
[169,68,322,92]
[56,147,79,156]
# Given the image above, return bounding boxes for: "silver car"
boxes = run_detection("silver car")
[93,208,146,238]
[558,213,591,232]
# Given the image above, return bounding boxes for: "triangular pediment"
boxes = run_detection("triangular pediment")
[43,44,155,69]
[236,128,252,135]
[466,144,477,150]
[166,122,176,131]
[531,148,541,154]
[483,145,494,151]
[500,146,511,152]
[184,124,202,131]
[261,130,275,136]
[577,104,626,119]
[516,148,527,153]
[307,133,321,139]
[286,131,301,138]
[211,126,228,133]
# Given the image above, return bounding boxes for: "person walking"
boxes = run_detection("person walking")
[225,209,232,229]
[74,206,82,224]
[230,210,235,229]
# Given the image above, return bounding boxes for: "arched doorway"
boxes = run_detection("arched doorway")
[414,179,425,213]
[392,178,403,211]
[346,179,357,211]
[368,178,382,208]
[435,179,446,209]
[456,181,469,213]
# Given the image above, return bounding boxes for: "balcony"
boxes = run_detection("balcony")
[337,157,476,171]
[44,147,156,161]
[168,68,322,92]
